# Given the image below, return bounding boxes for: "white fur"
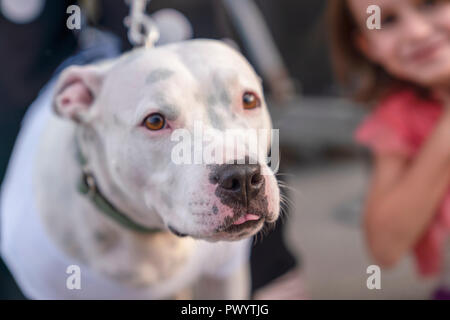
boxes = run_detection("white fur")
[27,40,280,298]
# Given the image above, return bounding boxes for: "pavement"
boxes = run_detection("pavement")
[283,159,438,299]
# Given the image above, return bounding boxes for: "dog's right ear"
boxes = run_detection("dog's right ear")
[53,65,106,123]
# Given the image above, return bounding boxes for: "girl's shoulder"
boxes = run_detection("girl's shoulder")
[355,88,442,156]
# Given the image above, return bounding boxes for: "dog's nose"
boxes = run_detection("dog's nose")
[216,164,264,206]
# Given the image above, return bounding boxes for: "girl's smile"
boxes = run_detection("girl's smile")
[404,34,448,65]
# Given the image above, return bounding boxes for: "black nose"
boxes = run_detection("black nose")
[216,163,264,206]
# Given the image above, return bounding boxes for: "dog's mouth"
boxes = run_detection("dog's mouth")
[217,212,266,234]
[223,218,264,234]
[233,213,261,225]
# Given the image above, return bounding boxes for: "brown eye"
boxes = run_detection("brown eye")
[144,113,165,131]
[420,0,438,8]
[243,92,260,110]
[381,13,397,27]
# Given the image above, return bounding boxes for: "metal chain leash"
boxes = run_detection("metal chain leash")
[124,0,160,48]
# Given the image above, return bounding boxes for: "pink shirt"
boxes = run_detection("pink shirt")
[356,89,450,276]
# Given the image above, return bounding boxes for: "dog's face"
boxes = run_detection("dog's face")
[54,40,280,241]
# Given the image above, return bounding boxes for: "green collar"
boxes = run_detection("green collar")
[76,140,161,234]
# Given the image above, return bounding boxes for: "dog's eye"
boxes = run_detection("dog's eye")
[243,92,260,110]
[143,113,166,131]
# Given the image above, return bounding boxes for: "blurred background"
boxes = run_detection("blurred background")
[0,0,437,299]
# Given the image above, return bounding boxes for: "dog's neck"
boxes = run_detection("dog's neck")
[74,136,163,234]
[74,126,167,230]
[35,117,194,287]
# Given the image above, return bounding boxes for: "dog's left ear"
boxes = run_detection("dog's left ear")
[53,64,106,123]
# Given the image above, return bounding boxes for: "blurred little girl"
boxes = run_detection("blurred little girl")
[328,0,450,299]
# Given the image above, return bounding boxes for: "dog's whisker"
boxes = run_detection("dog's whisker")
[278,208,287,225]
[275,172,295,178]
[279,193,295,209]
[253,231,260,246]
[277,183,303,198]
[280,196,295,211]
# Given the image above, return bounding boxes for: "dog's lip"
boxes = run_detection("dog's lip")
[219,214,265,234]
[232,214,261,225]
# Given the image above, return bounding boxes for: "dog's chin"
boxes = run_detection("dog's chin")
[196,218,266,242]
[166,206,279,241]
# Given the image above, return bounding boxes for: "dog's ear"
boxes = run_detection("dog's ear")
[53,65,106,123]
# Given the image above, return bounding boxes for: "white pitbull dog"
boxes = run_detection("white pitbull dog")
[0,39,280,299]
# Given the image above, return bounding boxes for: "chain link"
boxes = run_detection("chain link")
[124,0,160,48]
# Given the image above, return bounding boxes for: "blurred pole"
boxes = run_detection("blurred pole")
[222,0,296,103]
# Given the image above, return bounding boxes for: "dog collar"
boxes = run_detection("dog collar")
[76,140,162,234]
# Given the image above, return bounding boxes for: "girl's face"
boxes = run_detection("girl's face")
[349,0,450,88]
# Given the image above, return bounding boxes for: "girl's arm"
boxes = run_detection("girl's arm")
[365,101,450,267]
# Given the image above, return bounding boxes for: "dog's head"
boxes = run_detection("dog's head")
[53,40,280,241]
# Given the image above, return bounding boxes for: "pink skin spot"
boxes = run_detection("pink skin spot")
[233,214,260,225]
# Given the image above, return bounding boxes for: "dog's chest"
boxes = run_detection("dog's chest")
[84,236,249,298]
[90,232,198,289]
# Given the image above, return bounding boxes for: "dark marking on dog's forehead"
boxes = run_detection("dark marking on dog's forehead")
[203,73,235,130]
[207,106,226,131]
[162,104,180,121]
[151,93,181,121]
[146,68,175,85]
[208,74,232,108]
